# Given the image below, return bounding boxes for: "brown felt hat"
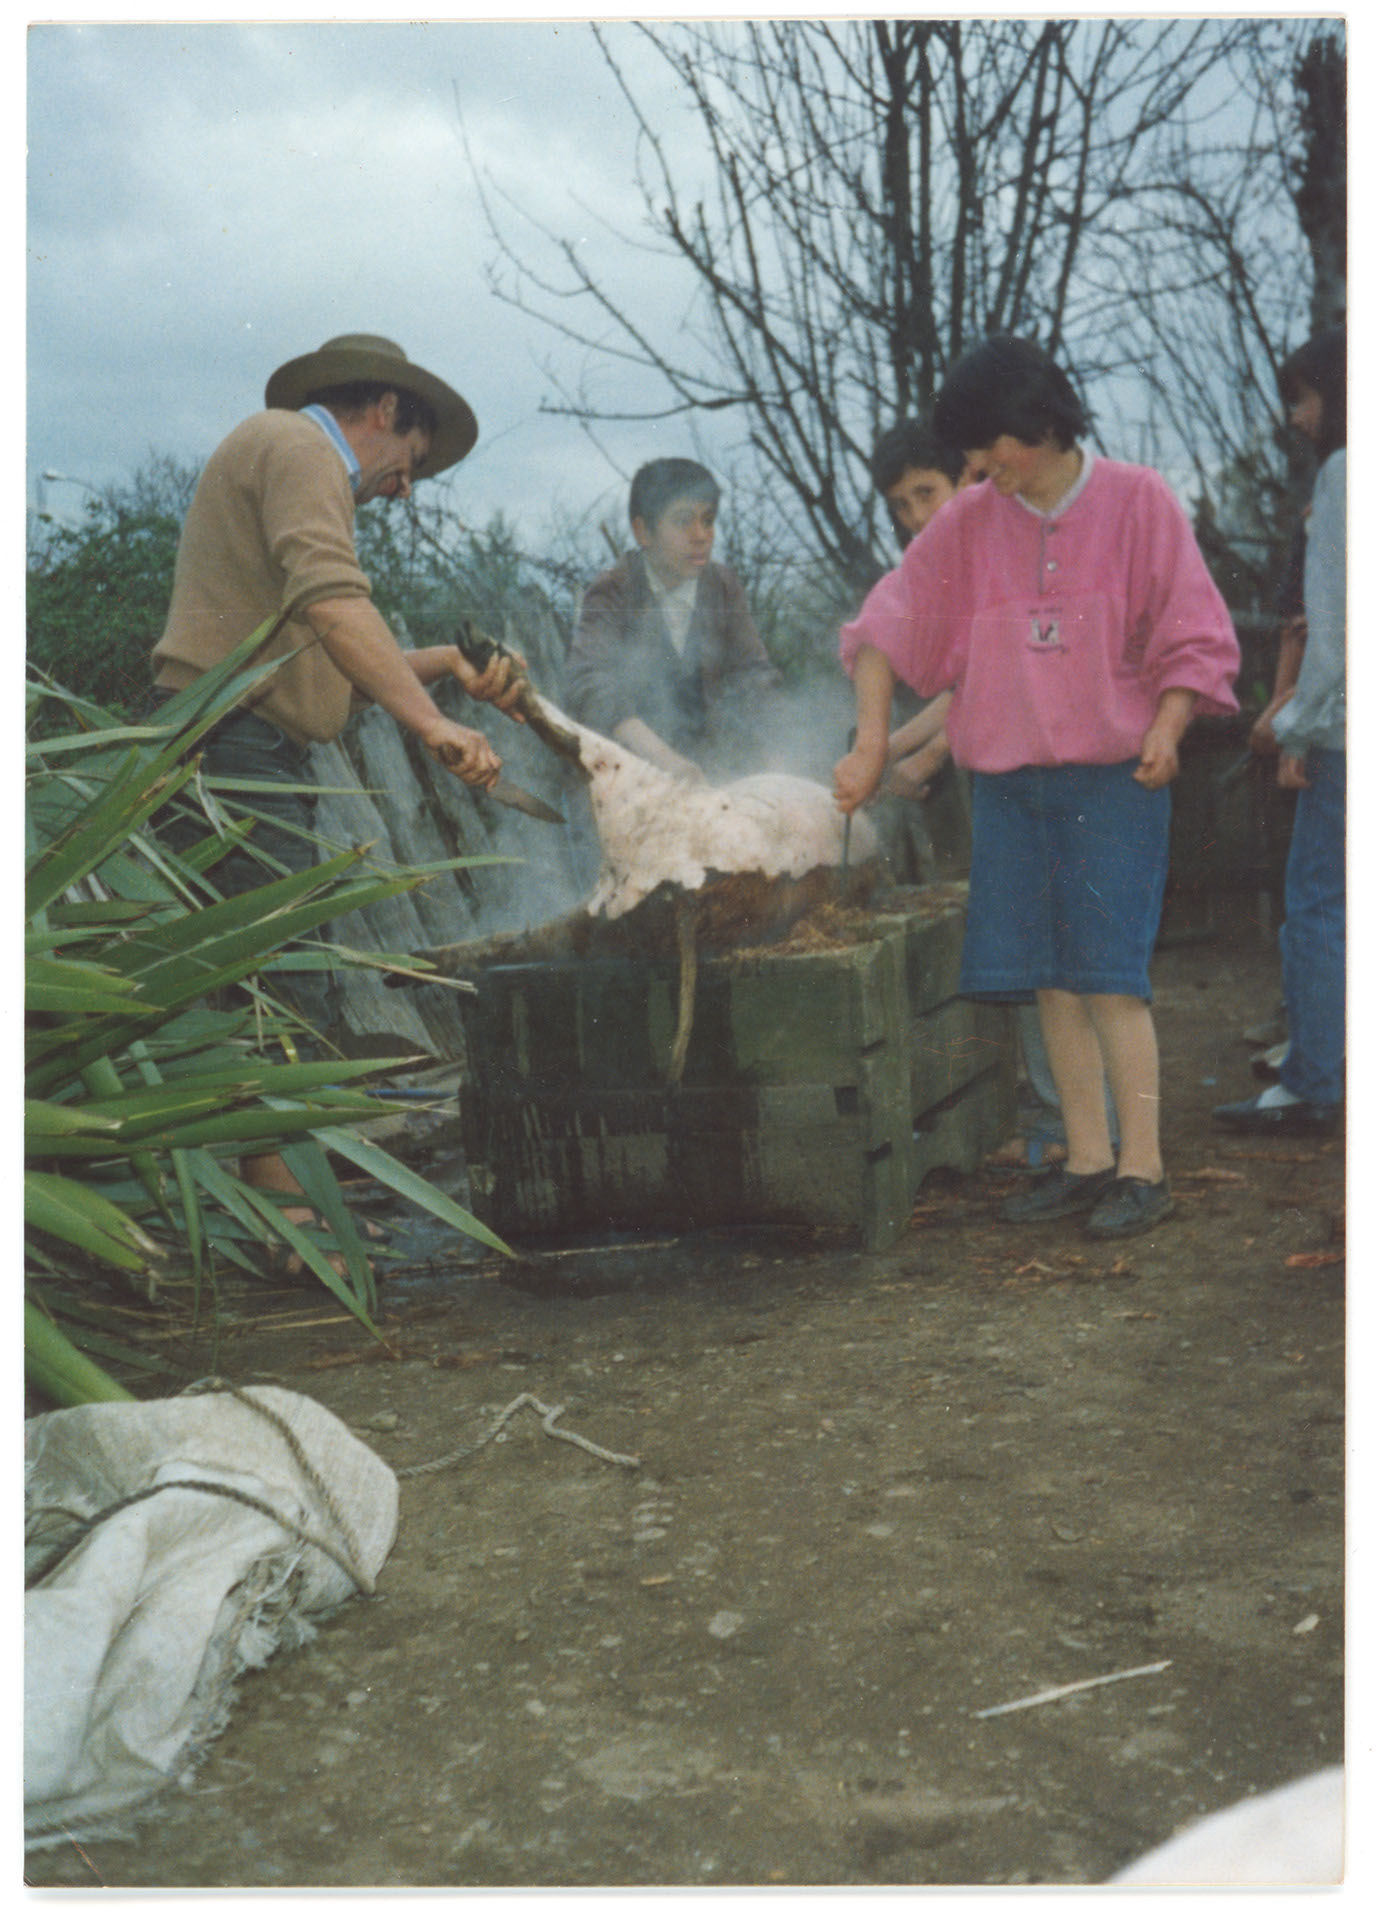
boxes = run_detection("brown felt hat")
[265,333,478,479]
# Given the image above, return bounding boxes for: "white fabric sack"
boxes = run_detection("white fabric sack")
[1111,1766,1344,1885]
[24,1387,398,1848]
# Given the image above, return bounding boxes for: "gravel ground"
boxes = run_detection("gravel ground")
[25,928,1346,1891]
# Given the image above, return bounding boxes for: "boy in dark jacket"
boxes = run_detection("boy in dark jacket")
[565,458,781,783]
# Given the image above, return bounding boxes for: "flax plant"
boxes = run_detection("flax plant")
[25,628,508,1405]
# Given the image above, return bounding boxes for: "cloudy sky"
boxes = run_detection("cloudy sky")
[25,5,1355,549]
[25,8,745,548]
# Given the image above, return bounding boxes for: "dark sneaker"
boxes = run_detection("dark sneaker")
[1084,1176,1175,1240]
[1213,1094,1340,1136]
[999,1164,1117,1224]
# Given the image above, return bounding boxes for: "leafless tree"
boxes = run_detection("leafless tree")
[476,17,1341,611]
[1097,25,1345,609]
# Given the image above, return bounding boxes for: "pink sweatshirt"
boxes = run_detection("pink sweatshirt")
[840,456,1239,772]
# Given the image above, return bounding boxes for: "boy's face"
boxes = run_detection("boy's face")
[633,496,717,587]
[1287,380,1324,446]
[884,465,957,539]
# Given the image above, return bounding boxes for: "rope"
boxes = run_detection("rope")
[24,1478,375,1595]
[397,1393,641,1478]
[25,1387,638,1595]
[180,1377,371,1585]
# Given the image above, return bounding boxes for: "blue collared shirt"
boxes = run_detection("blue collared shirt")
[300,403,361,494]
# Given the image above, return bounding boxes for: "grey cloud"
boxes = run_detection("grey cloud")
[27,20,716,544]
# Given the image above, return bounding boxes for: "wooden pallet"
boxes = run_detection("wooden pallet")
[460,884,1015,1251]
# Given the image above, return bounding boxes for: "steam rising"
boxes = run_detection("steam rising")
[468,669,871,938]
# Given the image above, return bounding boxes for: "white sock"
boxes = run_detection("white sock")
[1257,1082,1303,1110]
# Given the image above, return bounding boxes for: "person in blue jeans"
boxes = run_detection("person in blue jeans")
[1216,325,1345,1136]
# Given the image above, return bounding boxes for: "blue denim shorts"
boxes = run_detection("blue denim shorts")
[959,761,1171,1003]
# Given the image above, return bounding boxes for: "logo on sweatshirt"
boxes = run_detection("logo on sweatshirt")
[1028,612,1064,652]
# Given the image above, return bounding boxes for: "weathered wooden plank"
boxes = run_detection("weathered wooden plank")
[474,946,912,1089]
[472,1112,875,1236]
[721,934,898,1064]
[911,1064,1017,1191]
[867,884,970,1016]
[310,741,433,954]
[287,602,587,1060]
[469,1080,888,1135]
[908,998,1015,1115]
[457,887,1018,1247]
[332,963,441,1058]
[350,709,467,951]
[302,740,443,1056]
[467,1058,1011,1246]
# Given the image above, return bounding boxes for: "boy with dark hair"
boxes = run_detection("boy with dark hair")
[865,420,972,803]
[565,457,781,784]
[869,419,968,550]
[627,456,722,531]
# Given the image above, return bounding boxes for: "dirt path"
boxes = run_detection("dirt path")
[26,932,1344,1889]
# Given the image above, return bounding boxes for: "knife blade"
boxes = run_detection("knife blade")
[486,776,565,825]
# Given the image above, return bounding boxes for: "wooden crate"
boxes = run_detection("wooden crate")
[460,884,1015,1251]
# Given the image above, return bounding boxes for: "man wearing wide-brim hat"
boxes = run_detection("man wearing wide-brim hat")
[149,333,525,1255]
[154,332,519,771]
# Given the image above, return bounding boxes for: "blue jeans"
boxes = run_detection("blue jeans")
[1279,746,1345,1106]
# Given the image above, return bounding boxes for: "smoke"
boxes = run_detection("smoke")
[461,667,877,945]
[454,626,880,944]
[461,764,592,940]
[735,667,858,785]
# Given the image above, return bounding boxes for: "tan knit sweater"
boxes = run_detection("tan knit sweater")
[151,410,373,745]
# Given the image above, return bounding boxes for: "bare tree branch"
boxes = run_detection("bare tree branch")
[469,17,1341,612]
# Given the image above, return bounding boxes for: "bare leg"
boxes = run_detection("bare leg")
[241,1150,289,1187]
[241,1149,378,1276]
[1034,989,1115,1175]
[1084,993,1164,1183]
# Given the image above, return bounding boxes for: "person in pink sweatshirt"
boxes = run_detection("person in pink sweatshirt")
[834,336,1240,1239]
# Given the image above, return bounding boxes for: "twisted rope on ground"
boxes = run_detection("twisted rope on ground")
[180,1377,372,1585]
[396,1393,641,1478]
[26,1380,376,1595]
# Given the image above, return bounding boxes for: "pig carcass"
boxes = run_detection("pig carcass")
[548,707,882,1079]
[550,707,880,926]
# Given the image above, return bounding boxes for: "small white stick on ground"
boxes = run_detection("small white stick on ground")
[974,1659,1172,1720]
